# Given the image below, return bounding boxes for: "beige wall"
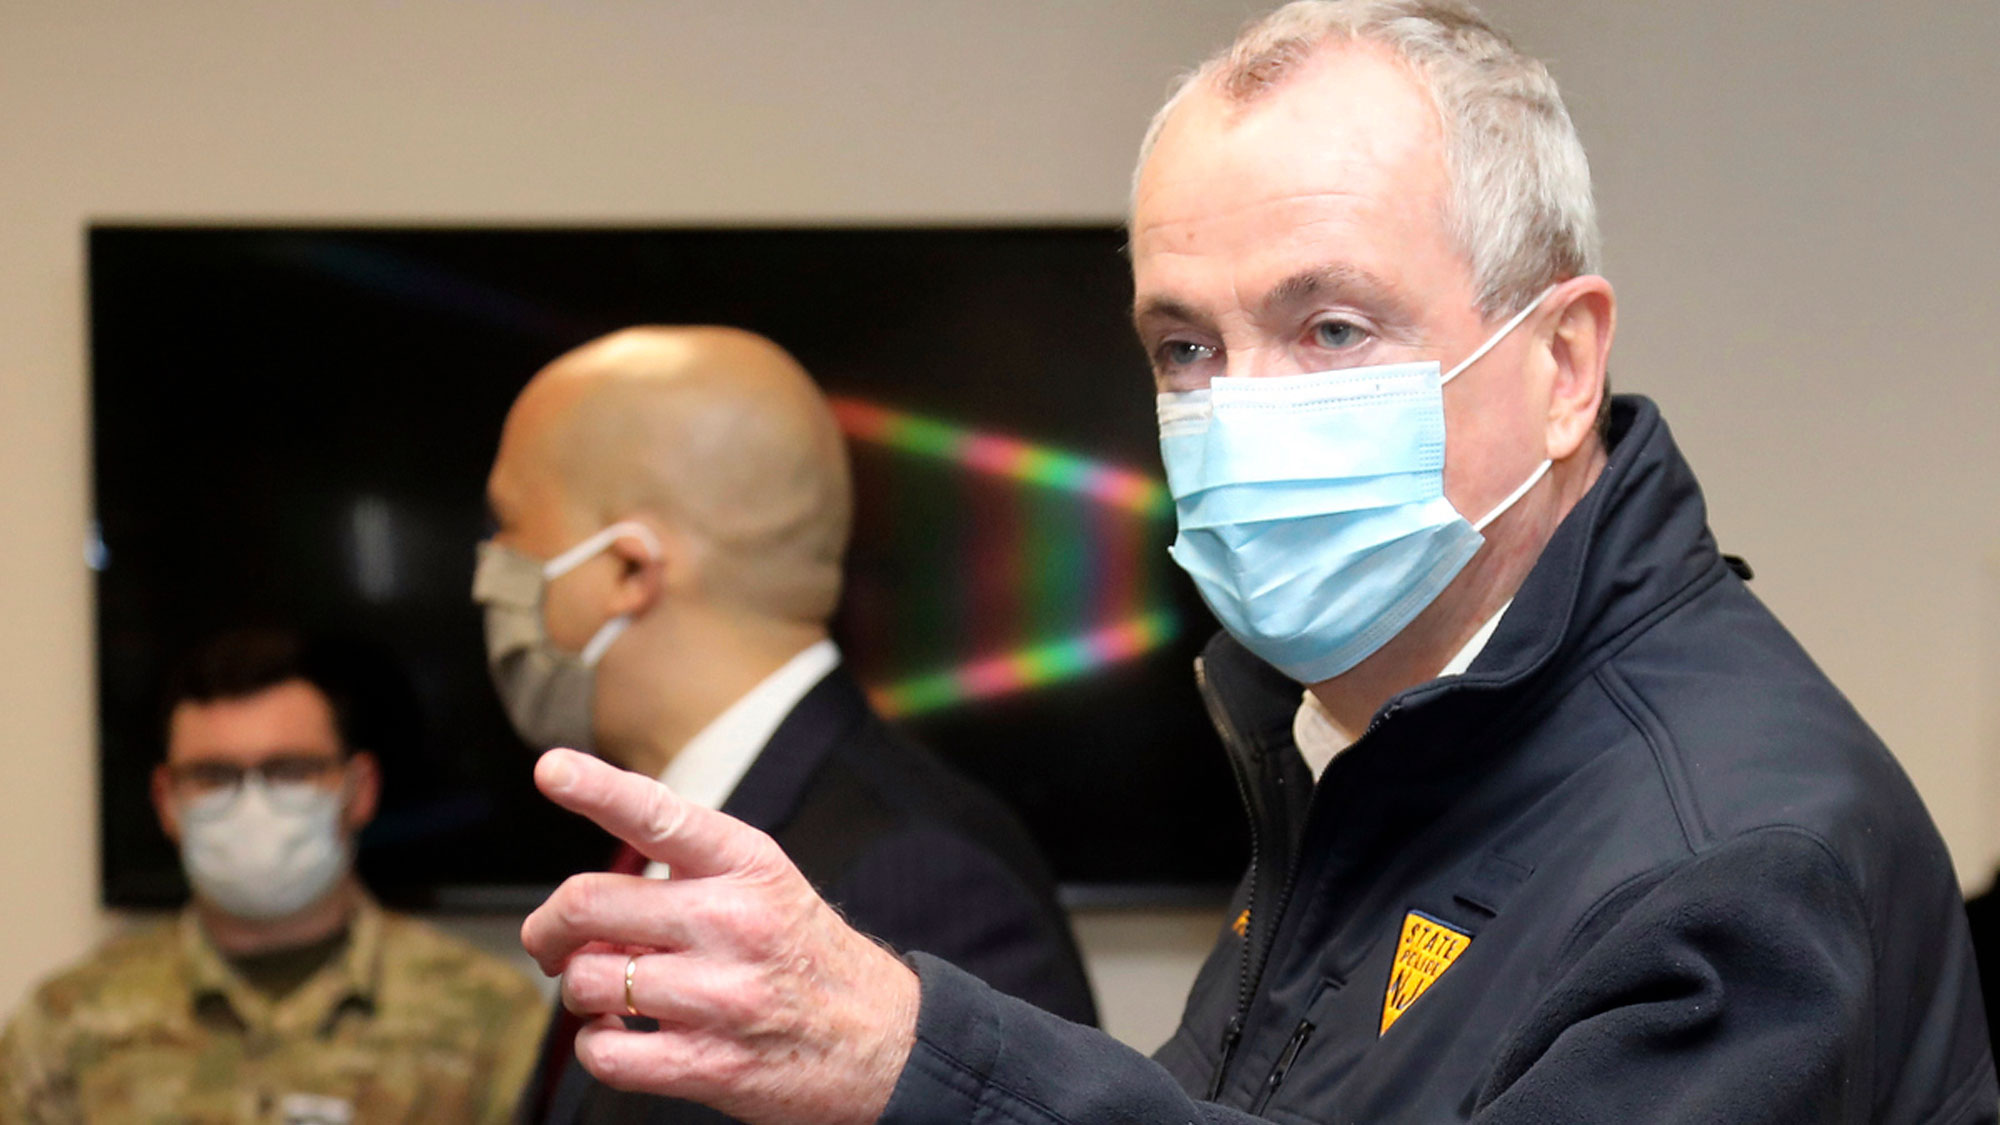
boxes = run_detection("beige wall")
[2,0,1996,1055]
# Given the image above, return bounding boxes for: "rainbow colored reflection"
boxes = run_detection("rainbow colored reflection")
[870,610,1178,717]
[828,397,1179,718]
[831,398,1169,519]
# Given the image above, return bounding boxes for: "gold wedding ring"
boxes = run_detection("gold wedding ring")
[623,953,641,1017]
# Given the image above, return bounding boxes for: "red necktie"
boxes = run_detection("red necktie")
[526,844,649,1121]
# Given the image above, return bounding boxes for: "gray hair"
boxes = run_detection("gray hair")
[1134,0,1600,320]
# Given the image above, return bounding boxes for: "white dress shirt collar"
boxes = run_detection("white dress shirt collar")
[660,638,842,811]
[641,639,841,880]
[1292,601,1512,781]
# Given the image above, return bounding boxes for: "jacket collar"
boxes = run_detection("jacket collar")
[719,664,873,832]
[1437,394,1725,704]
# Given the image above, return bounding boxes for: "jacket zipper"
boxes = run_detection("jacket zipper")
[1195,657,1262,1102]
[1206,1016,1244,1101]
[1247,1018,1317,1115]
[1196,655,1401,1104]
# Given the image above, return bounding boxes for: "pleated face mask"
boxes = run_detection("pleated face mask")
[472,521,661,753]
[178,772,351,922]
[1157,289,1553,683]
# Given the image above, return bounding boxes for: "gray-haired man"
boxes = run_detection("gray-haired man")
[512,3,1998,1122]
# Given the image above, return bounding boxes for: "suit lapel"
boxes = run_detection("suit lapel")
[718,666,869,834]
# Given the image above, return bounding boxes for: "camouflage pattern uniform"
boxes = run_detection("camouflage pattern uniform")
[0,897,547,1124]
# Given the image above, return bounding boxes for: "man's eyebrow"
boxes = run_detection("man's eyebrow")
[1133,265,1422,338]
[1131,295,1208,335]
[1262,264,1417,324]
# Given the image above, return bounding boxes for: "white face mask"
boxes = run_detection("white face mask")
[178,773,351,922]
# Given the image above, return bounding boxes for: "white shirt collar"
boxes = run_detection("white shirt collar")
[642,639,840,879]
[1292,601,1511,781]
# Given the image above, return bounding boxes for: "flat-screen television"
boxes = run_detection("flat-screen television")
[91,224,1247,911]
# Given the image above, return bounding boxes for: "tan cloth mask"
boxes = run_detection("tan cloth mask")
[472,522,662,754]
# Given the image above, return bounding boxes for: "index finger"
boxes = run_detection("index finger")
[535,749,769,879]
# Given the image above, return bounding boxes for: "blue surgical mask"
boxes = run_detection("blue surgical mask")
[1157,290,1554,683]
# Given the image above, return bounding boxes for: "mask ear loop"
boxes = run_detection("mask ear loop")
[543,521,667,667]
[578,617,631,667]
[543,520,665,580]
[1442,285,1561,533]
[1440,284,1559,385]
[1471,459,1553,532]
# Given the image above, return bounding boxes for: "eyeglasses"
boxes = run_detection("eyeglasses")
[167,754,344,808]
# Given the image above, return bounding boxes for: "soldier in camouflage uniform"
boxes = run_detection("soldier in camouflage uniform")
[0,896,545,1124]
[0,630,546,1124]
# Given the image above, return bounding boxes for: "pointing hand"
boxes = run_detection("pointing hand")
[520,749,919,1125]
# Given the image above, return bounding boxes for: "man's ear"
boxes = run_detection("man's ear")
[341,751,382,834]
[1540,275,1616,462]
[151,762,182,845]
[602,517,683,618]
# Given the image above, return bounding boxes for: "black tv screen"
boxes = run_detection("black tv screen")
[91,224,1247,910]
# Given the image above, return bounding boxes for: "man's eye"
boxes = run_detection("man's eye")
[263,757,334,784]
[181,765,241,792]
[1159,340,1217,367]
[1312,320,1364,350]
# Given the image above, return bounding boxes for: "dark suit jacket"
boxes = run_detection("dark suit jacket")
[1969,874,2000,1072]
[531,666,1098,1124]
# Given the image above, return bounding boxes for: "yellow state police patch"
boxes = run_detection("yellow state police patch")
[1380,911,1472,1035]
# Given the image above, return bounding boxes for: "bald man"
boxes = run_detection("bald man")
[474,326,1097,1125]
